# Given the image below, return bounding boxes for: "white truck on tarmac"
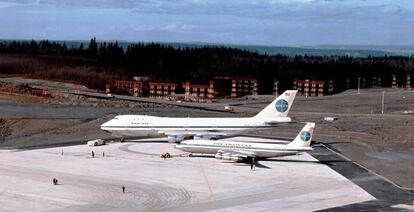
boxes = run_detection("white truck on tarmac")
[87,139,106,146]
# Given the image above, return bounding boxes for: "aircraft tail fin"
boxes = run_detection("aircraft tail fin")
[253,90,297,119]
[286,122,315,149]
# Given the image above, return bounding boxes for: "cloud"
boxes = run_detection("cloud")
[268,0,316,3]
[0,0,413,45]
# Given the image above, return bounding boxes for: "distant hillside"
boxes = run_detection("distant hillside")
[303,45,414,57]
[158,42,400,57]
[2,39,411,57]
[115,42,401,57]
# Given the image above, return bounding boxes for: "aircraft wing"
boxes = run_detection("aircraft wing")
[161,131,233,136]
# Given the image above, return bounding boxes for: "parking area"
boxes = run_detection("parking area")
[0,141,375,211]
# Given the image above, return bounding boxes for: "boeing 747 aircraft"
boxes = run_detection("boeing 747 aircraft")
[175,122,315,162]
[101,90,297,142]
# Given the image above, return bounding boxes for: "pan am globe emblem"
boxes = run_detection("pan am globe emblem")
[300,131,311,142]
[275,99,289,112]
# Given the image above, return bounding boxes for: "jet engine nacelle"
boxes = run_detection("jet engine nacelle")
[215,153,243,162]
[194,134,212,140]
[167,135,185,143]
[222,155,231,160]
[230,156,243,162]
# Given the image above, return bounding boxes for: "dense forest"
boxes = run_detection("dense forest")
[0,38,413,93]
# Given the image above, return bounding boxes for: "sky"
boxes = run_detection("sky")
[0,0,413,46]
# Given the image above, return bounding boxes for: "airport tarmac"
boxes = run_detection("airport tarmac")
[0,142,376,211]
[1,77,413,210]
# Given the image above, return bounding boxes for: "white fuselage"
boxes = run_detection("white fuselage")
[176,140,311,158]
[100,115,290,138]
[100,90,297,139]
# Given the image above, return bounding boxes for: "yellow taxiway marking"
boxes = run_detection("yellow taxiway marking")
[197,158,214,196]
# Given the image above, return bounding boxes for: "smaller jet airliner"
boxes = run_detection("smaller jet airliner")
[175,122,315,162]
[101,90,297,142]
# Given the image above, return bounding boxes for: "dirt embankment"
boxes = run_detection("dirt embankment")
[0,55,127,90]
[44,94,171,108]
[0,119,11,141]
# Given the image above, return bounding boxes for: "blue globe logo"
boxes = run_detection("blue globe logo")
[275,99,289,113]
[300,131,311,142]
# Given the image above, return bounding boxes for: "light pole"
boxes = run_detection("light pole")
[381,91,385,114]
[357,77,361,94]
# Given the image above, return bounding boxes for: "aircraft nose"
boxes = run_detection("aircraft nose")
[101,119,113,129]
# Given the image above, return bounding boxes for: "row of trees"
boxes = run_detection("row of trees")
[0,38,124,61]
[0,38,413,92]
